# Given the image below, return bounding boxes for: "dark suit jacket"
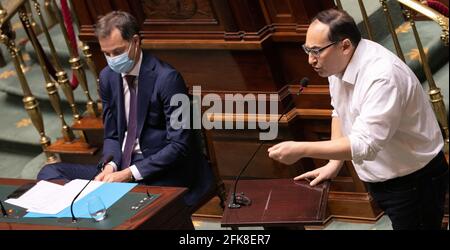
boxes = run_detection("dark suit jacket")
[99,52,213,206]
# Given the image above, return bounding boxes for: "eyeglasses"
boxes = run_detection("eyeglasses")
[302,41,337,58]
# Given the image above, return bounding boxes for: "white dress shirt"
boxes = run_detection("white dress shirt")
[328,39,443,182]
[108,51,144,181]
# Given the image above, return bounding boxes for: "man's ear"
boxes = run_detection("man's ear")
[133,34,141,46]
[129,35,140,60]
[341,38,353,55]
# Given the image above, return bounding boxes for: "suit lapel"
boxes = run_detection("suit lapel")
[137,53,157,137]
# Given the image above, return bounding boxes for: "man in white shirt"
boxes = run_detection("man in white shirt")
[268,9,448,230]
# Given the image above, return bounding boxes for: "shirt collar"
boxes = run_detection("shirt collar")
[340,39,367,85]
[121,50,143,78]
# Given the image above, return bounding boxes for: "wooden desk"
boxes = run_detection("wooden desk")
[0,178,193,230]
[221,179,330,229]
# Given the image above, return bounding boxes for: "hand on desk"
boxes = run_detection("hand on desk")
[95,164,114,182]
[294,161,342,186]
[95,164,132,182]
[99,168,133,183]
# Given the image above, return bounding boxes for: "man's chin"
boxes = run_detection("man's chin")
[317,71,330,78]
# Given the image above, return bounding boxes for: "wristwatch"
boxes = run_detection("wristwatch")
[130,173,136,182]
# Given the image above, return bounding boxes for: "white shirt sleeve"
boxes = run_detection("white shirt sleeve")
[107,162,143,181]
[348,78,402,163]
[106,161,118,172]
[329,79,339,118]
[129,165,143,181]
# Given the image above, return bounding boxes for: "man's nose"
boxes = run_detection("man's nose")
[308,54,317,65]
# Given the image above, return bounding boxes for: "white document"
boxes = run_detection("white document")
[5,180,63,210]
[5,179,103,215]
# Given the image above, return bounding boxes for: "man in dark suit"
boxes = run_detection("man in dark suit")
[37,11,213,208]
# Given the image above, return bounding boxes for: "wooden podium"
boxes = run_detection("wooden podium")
[221,179,330,229]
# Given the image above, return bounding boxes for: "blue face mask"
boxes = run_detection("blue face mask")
[105,42,135,74]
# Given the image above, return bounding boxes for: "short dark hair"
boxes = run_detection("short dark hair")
[95,11,139,41]
[312,9,361,46]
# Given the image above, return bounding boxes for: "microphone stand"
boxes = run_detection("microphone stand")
[228,78,309,209]
[1,200,8,217]
[70,155,112,223]
[227,113,284,208]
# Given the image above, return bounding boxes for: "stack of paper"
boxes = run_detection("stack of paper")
[5,179,103,215]
[5,179,137,218]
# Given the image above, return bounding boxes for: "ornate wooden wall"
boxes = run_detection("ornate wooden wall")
[71,0,381,221]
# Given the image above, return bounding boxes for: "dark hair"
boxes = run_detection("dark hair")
[312,9,361,46]
[95,11,139,41]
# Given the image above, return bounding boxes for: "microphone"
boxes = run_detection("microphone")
[70,155,113,222]
[1,200,8,217]
[228,77,309,208]
[298,77,309,95]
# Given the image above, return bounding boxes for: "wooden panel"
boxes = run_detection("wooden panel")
[151,49,278,91]
[328,191,383,222]
[211,128,301,179]
[262,0,306,24]
[74,0,335,89]
[74,0,335,43]
[137,0,228,37]
[141,0,216,23]
[226,0,267,33]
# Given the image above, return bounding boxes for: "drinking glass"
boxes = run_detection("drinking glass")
[87,195,107,221]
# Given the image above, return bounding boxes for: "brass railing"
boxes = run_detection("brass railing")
[0,2,8,67]
[51,0,98,117]
[398,0,449,45]
[0,0,99,162]
[337,0,449,152]
[0,22,57,163]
